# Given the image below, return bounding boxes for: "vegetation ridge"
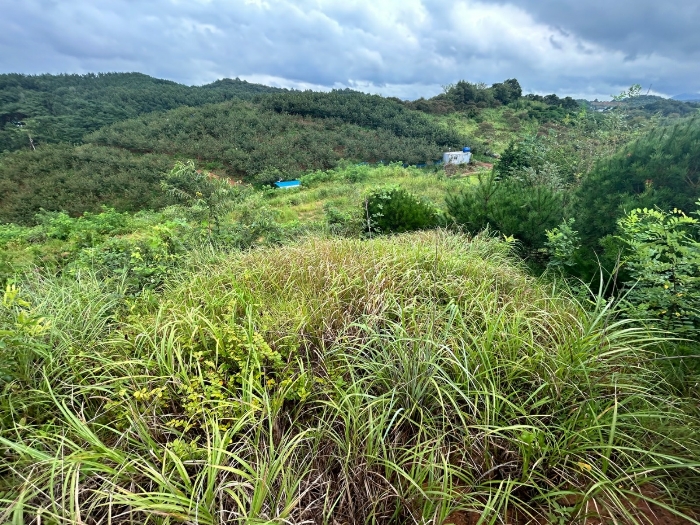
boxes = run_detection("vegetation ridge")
[1,232,698,523]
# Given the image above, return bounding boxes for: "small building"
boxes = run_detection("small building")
[589,101,621,112]
[273,180,301,189]
[443,147,472,166]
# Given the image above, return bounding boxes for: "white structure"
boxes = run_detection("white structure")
[443,148,472,165]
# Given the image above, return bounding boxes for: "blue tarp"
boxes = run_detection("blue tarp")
[274,180,301,189]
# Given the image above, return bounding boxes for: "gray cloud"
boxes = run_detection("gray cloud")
[0,0,697,99]
[503,0,700,60]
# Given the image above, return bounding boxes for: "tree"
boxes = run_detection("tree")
[446,170,565,249]
[161,160,242,239]
[492,78,522,105]
[612,84,642,101]
[574,118,700,249]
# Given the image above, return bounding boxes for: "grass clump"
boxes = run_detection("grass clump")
[1,231,699,524]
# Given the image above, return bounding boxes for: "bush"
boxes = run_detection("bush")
[617,205,700,337]
[364,187,441,234]
[575,117,700,248]
[71,220,188,294]
[446,171,565,249]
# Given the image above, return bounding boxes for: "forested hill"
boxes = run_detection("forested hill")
[87,95,465,175]
[0,72,284,151]
[0,92,469,224]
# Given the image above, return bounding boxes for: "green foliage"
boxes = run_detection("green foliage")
[442,79,519,109]
[0,206,191,292]
[545,218,581,269]
[575,117,700,248]
[87,98,464,180]
[364,187,441,234]
[258,88,465,147]
[495,139,535,175]
[124,313,292,434]
[523,93,580,111]
[617,206,700,336]
[1,233,699,523]
[495,133,580,184]
[0,144,172,224]
[621,95,700,117]
[249,166,285,187]
[32,207,132,244]
[220,193,291,249]
[491,78,523,105]
[612,83,642,101]
[161,160,243,238]
[0,283,50,387]
[412,78,577,121]
[72,220,188,294]
[0,72,283,152]
[446,170,566,249]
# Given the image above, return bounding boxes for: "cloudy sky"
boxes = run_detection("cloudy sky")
[1,0,698,100]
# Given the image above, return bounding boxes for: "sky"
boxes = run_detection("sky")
[1,0,698,100]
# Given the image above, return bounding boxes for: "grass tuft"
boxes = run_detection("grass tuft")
[1,231,699,524]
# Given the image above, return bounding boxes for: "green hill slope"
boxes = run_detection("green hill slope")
[87,98,464,177]
[1,92,469,224]
[0,72,284,152]
[0,144,172,224]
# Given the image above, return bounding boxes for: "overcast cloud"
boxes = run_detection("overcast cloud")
[1,0,698,100]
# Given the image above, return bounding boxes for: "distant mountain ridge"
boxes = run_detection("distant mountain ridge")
[673,93,700,101]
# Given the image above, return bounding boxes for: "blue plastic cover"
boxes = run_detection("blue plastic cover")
[274,180,301,188]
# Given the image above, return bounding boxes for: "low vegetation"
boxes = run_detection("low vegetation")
[0,144,172,225]
[1,75,700,523]
[2,232,699,524]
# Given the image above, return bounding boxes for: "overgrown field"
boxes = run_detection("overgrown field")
[2,75,700,524]
[2,232,699,524]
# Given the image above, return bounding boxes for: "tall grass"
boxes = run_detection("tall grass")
[1,231,699,524]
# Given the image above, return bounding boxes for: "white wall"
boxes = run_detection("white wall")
[443,151,472,165]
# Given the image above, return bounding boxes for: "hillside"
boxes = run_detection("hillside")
[0,72,284,152]
[1,93,471,224]
[2,232,699,523]
[88,97,465,174]
[0,144,172,225]
[1,73,700,523]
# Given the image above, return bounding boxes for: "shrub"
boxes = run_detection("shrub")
[446,171,565,249]
[575,117,700,248]
[161,160,243,239]
[71,220,188,294]
[363,187,441,234]
[617,205,700,336]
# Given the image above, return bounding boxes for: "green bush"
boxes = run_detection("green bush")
[161,160,244,239]
[575,117,700,248]
[364,187,441,234]
[446,171,565,249]
[71,220,188,294]
[617,205,700,337]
